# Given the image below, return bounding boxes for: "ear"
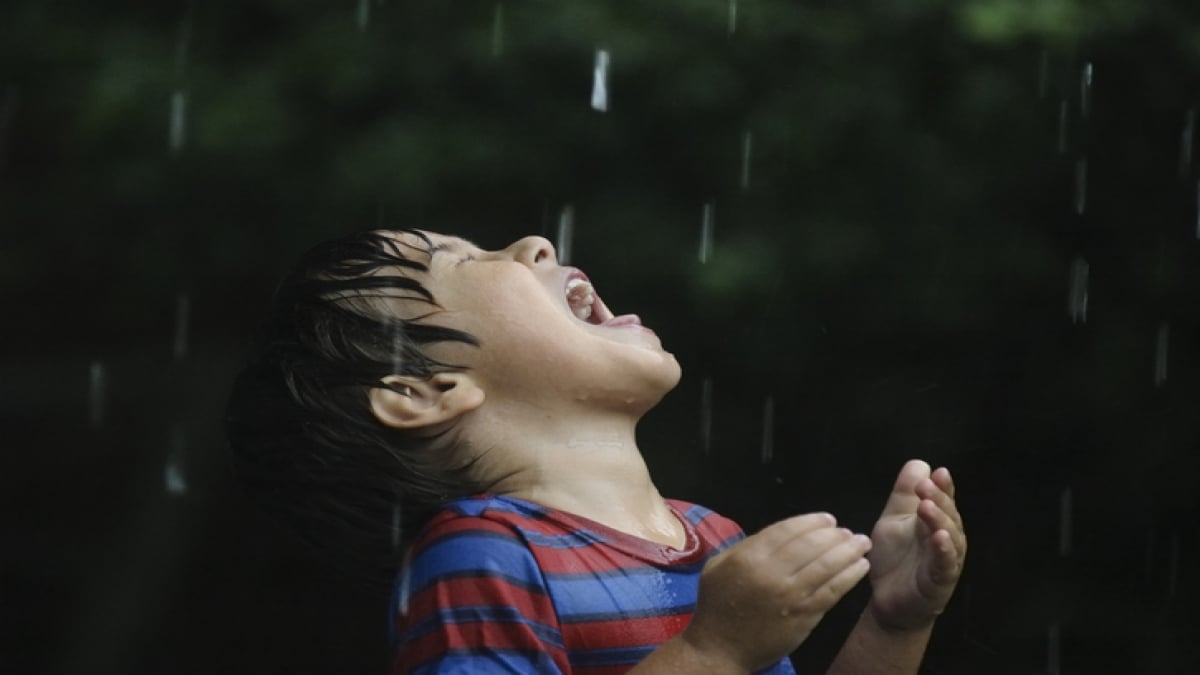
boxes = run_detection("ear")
[369,372,485,432]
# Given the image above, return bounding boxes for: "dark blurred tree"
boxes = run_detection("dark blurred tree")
[4,0,1199,673]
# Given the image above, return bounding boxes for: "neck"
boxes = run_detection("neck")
[460,401,685,548]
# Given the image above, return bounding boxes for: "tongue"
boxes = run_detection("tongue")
[602,314,642,328]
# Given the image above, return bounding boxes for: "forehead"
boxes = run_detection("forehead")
[386,229,477,257]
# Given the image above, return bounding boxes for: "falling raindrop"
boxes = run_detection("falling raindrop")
[590,49,610,112]
[1066,256,1089,324]
[1179,109,1195,179]
[1056,99,1069,155]
[760,396,775,464]
[0,86,18,171]
[1037,50,1049,98]
[739,130,753,192]
[1058,487,1072,557]
[168,89,188,156]
[1167,533,1179,598]
[173,294,190,360]
[1145,529,1155,585]
[699,202,715,263]
[356,0,371,31]
[390,317,405,376]
[1194,178,1200,239]
[556,205,574,265]
[1154,321,1169,387]
[88,361,106,428]
[700,376,713,454]
[164,424,187,496]
[1073,158,1087,215]
[1079,62,1093,120]
[491,3,505,57]
[1047,621,1061,675]
[727,0,738,36]
[391,502,404,550]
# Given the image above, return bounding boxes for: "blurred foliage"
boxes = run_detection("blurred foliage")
[5,0,1200,673]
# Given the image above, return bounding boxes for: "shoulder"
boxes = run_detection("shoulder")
[404,496,547,584]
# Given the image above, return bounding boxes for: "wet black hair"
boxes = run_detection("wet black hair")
[226,229,484,585]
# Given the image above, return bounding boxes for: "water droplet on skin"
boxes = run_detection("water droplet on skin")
[740,130,753,192]
[88,361,106,428]
[173,294,190,360]
[1058,487,1072,557]
[699,377,713,455]
[1154,321,1169,387]
[760,396,775,464]
[556,205,574,265]
[698,202,714,263]
[491,3,505,57]
[168,89,188,156]
[590,49,610,112]
[1066,256,1089,324]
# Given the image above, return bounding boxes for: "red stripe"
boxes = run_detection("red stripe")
[560,612,691,650]
[404,575,555,622]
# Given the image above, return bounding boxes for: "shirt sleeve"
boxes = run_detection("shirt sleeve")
[391,516,568,674]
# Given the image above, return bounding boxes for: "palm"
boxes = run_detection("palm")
[866,461,966,630]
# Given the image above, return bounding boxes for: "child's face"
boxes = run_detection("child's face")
[391,230,681,410]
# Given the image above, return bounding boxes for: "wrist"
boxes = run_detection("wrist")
[865,599,939,634]
[677,626,753,675]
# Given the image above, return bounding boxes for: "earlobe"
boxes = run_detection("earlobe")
[369,372,485,431]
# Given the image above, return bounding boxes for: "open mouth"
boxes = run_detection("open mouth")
[565,275,611,325]
[563,269,647,330]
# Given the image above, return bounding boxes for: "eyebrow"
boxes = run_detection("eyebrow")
[428,237,480,258]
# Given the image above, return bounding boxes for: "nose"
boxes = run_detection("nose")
[505,235,557,267]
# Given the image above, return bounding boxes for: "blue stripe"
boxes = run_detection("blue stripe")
[410,649,564,674]
[515,525,607,549]
[569,645,654,667]
[682,503,713,525]
[407,530,545,591]
[399,605,563,649]
[545,567,699,620]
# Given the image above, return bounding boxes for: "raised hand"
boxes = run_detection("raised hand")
[866,460,967,631]
[680,513,872,673]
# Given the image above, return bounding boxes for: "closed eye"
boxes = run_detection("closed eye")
[456,254,477,265]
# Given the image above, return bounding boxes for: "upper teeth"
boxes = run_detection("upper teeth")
[566,278,595,321]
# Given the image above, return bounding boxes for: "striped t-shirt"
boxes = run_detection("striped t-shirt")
[390,494,797,674]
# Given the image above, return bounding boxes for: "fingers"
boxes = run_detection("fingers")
[774,526,868,573]
[914,474,968,564]
[931,466,955,498]
[755,512,838,554]
[786,532,872,611]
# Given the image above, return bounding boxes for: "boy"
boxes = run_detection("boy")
[227,229,966,674]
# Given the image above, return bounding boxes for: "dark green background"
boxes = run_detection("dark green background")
[4,1,1199,672]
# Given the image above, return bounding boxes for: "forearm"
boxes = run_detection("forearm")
[626,633,749,675]
[826,608,934,675]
